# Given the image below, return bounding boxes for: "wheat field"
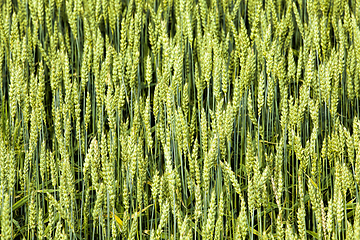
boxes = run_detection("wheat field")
[0,0,360,239]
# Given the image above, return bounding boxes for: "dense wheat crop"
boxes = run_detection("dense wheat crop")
[0,0,360,239]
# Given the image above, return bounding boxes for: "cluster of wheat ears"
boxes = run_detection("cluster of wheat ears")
[0,0,360,239]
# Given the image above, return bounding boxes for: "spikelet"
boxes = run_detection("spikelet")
[202,134,217,193]
[200,107,208,153]
[220,160,242,196]
[247,89,258,126]
[1,192,11,240]
[297,175,306,240]
[203,189,217,240]
[155,200,170,240]
[214,191,224,240]
[194,184,202,224]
